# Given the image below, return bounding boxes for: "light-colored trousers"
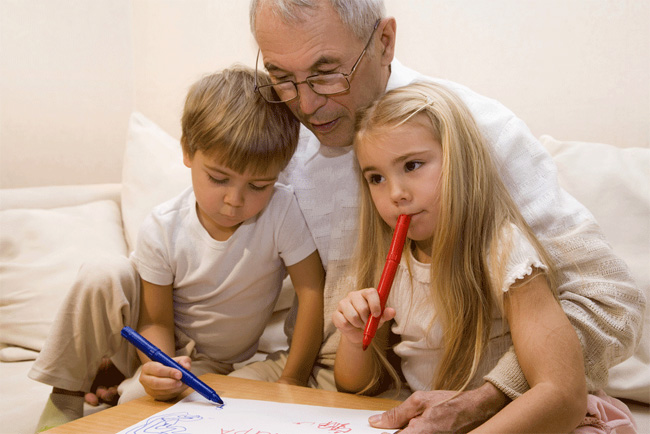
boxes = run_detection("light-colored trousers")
[27,255,232,404]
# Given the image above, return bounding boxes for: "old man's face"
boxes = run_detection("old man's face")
[254,3,393,148]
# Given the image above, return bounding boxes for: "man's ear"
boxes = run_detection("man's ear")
[379,17,397,67]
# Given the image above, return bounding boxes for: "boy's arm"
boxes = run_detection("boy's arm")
[279,251,325,386]
[137,278,192,401]
[137,279,175,362]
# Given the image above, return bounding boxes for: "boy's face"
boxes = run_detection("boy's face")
[184,149,278,241]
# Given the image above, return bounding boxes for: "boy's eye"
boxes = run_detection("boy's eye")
[405,161,423,172]
[366,174,384,185]
[249,183,272,192]
[208,175,227,184]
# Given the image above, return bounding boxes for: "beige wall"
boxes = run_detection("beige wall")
[1,0,648,188]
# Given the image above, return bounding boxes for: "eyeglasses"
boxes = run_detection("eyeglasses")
[254,19,381,103]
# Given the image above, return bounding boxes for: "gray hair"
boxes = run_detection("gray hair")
[250,0,385,41]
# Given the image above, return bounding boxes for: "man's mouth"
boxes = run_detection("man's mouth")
[310,118,339,133]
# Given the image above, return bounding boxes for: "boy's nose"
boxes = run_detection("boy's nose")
[224,188,244,207]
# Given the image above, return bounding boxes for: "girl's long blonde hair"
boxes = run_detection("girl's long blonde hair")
[353,81,557,391]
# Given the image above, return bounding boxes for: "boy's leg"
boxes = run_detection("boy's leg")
[29,255,141,432]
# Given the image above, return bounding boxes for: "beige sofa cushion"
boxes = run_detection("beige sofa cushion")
[0,200,127,358]
[120,112,191,252]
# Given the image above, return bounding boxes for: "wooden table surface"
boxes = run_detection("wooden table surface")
[43,374,402,433]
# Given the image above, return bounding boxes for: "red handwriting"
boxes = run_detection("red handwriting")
[219,421,354,434]
[221,430,278,434]
[293,421,353,433]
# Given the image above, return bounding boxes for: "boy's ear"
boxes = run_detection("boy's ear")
[181,138,192,168]
[182,150,192,168]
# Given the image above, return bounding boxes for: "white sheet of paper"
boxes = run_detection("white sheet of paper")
[116,392,396,434]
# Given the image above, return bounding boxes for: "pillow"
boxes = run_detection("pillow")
[120,112,191,252]
[541,135,650,403]
[0,200,127,357]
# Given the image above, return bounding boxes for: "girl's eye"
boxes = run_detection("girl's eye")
[405,161,423,172]
[366,174,384,185]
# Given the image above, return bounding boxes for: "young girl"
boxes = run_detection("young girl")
[333,82,637,433]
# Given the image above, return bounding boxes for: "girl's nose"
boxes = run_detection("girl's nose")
[389,180,411,204]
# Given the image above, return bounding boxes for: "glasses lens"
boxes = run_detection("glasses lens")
[308,73,349,95]
[258,82,296,103]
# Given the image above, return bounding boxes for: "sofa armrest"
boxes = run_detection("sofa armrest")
[0,183,122,211]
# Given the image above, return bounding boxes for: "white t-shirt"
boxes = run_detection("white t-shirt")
[130,184,316,364]
[388,224,547,392]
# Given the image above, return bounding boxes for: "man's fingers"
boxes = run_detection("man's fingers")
[84,392,99,406]
[369,395,425,428]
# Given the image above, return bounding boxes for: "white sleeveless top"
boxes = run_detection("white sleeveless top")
[388,223,547,391]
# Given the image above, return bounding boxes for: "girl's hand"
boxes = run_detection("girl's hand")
[139,356,191,401]
[332,287,396,345]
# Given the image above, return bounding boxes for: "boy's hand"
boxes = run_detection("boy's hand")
[139,356,191,401]
[332,288,396,345]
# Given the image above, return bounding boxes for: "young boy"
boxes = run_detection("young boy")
[30,66,324,430]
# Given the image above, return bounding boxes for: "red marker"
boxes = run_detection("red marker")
[362,214,411,350]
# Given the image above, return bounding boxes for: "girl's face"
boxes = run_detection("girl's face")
[356,115,443,261]
[184,150,278,241]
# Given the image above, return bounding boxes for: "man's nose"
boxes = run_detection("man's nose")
[296,83,328,116]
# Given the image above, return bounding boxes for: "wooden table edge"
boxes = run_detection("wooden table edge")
[43,374,402,433]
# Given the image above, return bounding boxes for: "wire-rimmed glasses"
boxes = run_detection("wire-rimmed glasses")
[254,19,381,103]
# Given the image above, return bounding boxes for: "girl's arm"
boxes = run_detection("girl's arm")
[137,279,189,400]
[472,272,587,434]
[278,251,325,386]
[332,287,394,394]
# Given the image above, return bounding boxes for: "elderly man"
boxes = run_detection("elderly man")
[230,0,644,432]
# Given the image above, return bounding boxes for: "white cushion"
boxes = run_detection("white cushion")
[0,200,127,356]
[120,112,191,252]
[541,135,650,403]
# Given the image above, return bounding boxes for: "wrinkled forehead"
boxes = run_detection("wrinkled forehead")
[252,0,331,37]
[254,3,361,73]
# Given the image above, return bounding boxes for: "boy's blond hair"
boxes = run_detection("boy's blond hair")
[181,65,299,175]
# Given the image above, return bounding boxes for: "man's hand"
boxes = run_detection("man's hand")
[368,382,509,433]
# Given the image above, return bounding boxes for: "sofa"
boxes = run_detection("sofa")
[1,112,648,433]
[1,1,648,433]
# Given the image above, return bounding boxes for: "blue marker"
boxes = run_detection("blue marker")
[121,326,224,405]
